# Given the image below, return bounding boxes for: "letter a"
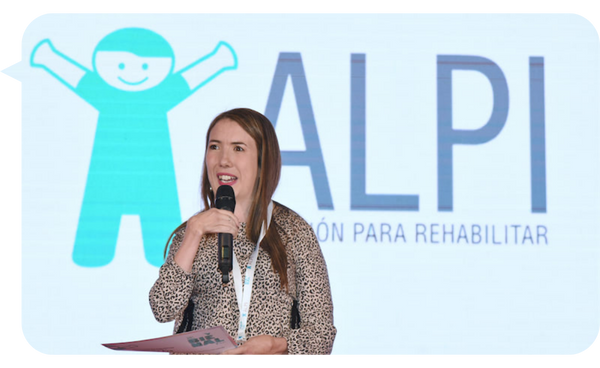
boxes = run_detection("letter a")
[265,52,333,209]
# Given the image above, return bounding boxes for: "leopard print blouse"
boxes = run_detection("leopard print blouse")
[149,202,336,354]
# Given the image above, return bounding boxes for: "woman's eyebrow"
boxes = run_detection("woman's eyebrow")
[209,139,248,146]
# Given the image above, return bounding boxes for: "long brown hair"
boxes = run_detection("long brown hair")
[164,108,288,289]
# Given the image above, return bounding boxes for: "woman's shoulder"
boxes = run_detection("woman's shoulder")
[272,202,322,257]
[273,201,313,232]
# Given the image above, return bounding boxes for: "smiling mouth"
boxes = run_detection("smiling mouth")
[218,174,238,185]
[118,76,148,86]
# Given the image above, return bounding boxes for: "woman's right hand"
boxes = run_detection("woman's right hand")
[174,209,240,273]
[185,208,240,239]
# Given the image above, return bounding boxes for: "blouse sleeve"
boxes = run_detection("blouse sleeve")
[148,229,196,323]
[284,218,337,354]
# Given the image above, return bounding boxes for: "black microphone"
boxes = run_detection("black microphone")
[216,185,235,284]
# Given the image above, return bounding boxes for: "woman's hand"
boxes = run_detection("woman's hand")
[221,335,288,355]
[174,208,240,273]
[185,208,240,239]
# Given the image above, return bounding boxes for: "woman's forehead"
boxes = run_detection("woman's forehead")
[209,119,256,145]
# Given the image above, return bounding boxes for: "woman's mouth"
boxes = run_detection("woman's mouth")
[217,173,238,185]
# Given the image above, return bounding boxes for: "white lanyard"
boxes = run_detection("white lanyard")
[232,201,273,342]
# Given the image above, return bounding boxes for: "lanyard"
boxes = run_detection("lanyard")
[232,201,273,342]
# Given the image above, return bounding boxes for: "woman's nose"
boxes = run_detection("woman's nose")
[219,149,232,167]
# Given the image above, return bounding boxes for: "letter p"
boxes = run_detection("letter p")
[437,55,509,211]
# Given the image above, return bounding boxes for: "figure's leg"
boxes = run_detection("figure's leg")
[140,211,182,267]
[138,198,181,267]
[72,186,122,267]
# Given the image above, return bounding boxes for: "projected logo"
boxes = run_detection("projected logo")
[266,53,547,213]
[29,28,238,267]
[263,52,549,246]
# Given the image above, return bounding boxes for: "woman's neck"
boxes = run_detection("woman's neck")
[234,200,251,223]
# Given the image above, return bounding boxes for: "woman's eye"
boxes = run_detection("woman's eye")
[234,146,244,152]
[209,144,218,150]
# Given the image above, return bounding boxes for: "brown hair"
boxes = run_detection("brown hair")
[164,108,288,289]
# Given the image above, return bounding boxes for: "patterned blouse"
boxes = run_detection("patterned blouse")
[149,202,336,354]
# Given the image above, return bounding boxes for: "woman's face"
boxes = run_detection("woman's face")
[206,118,259,214]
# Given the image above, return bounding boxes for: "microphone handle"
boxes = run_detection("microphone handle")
[218,232,233,283]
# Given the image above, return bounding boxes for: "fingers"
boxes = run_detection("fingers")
[220,335,285,355]
[219,209,240,228]
[186,208,240,238]
[221,346,245,355]
[211,209,240,236]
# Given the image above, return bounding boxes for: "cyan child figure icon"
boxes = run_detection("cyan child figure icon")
[30,27,238,267]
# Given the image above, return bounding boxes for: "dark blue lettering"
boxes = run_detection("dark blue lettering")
[350,53,419,211]
[437,55,509,211]
[530,57,547,213]
[265,53,333,209]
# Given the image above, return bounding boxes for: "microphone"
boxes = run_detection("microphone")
[216,185,235,284]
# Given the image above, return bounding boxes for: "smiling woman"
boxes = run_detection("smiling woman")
[149,108,337,355]
[205,118,259,218]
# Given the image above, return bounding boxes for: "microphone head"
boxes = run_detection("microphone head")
[215,185,236,212]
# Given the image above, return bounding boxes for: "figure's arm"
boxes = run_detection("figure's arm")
[177,41,238,93]
[30,39,90,91]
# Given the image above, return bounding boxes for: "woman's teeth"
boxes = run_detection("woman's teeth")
[219,175,236,182]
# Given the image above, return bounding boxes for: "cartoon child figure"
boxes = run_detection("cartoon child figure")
[30,27,238,267]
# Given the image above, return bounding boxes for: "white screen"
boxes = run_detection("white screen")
[10,13,600,355]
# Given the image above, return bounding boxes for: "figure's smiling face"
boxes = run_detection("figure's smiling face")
[94,51,173,91]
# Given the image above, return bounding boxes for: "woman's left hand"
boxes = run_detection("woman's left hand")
[221,335,287,355]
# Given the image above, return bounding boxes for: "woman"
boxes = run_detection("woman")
[149,108,336,354]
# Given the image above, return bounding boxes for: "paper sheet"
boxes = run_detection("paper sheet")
[102,326,237,354]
